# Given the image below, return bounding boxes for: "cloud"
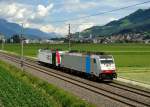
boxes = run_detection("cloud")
[36,24,68,35]
[54,0,98,13]
[7,4,18,16]
[0,1,53,20]
[28,3,53,25]
[0,0,149,36]
[54,25,68,35]
[0,1,54,27]
[0,3,23,18]
[40,24,55,33]
[0,2,32,21]
[37,4,53,17]
[109,17,118,22]
[77,22,95,31]
[24,23,68,35]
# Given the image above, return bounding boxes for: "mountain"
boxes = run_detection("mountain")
[0,19,61,39]
[76,8,150,37]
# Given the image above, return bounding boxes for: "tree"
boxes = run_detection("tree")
[7,34,21,43]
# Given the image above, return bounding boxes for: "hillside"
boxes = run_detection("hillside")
[0,19,61,39]
[77,8,150,37]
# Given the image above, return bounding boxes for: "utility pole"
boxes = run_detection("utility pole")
[21,23,24,71]
[2,36,4,50]
[0,35,4,50]
[68,24,71,51]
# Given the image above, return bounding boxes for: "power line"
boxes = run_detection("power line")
[50,0,150,23]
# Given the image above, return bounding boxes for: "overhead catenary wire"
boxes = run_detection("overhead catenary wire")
[49,0,150,23]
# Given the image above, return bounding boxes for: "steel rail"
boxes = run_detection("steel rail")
[0,53,150,107]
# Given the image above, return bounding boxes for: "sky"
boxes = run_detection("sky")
[0,0,149,35]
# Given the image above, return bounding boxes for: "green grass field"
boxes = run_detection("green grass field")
[3,43,150,67]
[2,43,150,84]
[0,60,94,107]
[118,67,150,84]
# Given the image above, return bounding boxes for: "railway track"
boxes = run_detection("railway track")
[109,82,150,98]
[0,52,150,107]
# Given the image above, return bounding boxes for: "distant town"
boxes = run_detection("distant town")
[71,33,150,44]
[0,32,150,44]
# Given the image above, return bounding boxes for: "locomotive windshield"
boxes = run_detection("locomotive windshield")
[100,60,114,64]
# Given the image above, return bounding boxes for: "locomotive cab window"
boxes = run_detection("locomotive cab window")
[93,59,96,63]
[100,60,113,64]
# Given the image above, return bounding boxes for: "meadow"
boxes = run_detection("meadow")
[2,43,150,84]
[0,60,94,107]
[3,43,150,67]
